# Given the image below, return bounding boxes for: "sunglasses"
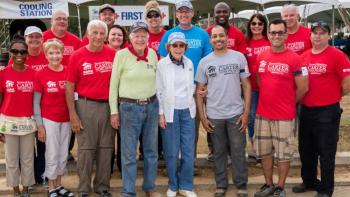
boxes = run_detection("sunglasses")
[10,49,28,55]
[147,13,160,19]
[268,31,286,37]
[251,22,263,26]
[171,43,186,48]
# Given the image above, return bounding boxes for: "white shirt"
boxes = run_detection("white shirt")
[156,54,196,122]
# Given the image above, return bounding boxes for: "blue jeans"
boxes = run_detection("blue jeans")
[248,91,259,140]
[162,109,195,191]
[119,99,159,196]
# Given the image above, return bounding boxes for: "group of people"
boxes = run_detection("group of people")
[0,1,349,197]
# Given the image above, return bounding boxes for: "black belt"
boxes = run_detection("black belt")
[78,95,108,103]
[119,94,156,105]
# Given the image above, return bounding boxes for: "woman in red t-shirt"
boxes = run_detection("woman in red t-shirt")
[107,24,128,53]
[246,13,270,159]
[0,36,36,197]
[33,39,73,197]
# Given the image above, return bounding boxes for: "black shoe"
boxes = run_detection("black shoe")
[314,193,330,197]
[139,154,144,160]
[96,191,112,197]
[292,183,317,193]
[67,152,75,161]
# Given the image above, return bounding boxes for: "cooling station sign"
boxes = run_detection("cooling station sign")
[0,0,68,19]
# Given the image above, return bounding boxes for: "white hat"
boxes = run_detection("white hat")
[24,26,42,36]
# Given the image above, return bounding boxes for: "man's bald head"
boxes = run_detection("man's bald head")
[51,10,68,35]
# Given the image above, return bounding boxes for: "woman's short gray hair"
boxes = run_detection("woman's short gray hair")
[87,20,108,38]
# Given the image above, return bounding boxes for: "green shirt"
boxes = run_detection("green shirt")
[109,48,158,114]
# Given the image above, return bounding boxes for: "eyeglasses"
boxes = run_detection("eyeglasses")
[147,13,160,19]
[10,49,28,55]
[268,31,286,37]
[251,22,263,26]
[171,43,186,48]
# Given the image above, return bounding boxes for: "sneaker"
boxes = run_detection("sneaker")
[254,184,275,197]
[237,189,248,197]
[166,189,177,197]
[214,188,226,197]
[207,152,214,162]
[273,187,286,197]
[48,189,58,197]
[179,190,197,197]
[292,183,317,193]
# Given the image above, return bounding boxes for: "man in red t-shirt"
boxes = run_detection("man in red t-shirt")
[254,19,308,197]
[145,0,166,59]
[43,11,81,66]
[281,3,311,55]
[80,4,116,47]
[206,2,247,55]
[66,20,116,197]
[292,22,350,197]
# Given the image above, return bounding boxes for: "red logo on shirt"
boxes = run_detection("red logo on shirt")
[64,46,74,56]
[47,81,58,92]
[287,42,305,53]
[307,63,327,74]
[258,60,267,72]
[267,63,289,74]
[94,62,112,73]
[17,81,33,92]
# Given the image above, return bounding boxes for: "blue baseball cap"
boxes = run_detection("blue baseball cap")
[168,32,186,44]
[175,0,193,10]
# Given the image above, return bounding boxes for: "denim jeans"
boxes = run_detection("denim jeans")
[209,115,248,189]
[119,99,159,196]
[248,91,259,140]
[162,109,195,191]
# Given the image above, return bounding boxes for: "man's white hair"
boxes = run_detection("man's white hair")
[87,20,108,38]
[281,3,299,15]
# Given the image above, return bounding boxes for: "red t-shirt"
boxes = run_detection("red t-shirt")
[8,51,48,72]
[247,37,270,91]
[34,67,69,122]
[66,46,115,100]
[80,35,89,48]
[286,25,311,55]
[0,66,35,117]
[301,46,350,107]
[43,29,81,66]
[207,24,248,54]
[148,29,166,59]
[256,49,302,120]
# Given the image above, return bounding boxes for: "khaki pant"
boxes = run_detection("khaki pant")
[76,99,116,194]
[5,133,35,187]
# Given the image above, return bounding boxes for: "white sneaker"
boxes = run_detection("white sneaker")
[179,190,197,197]
[166,188,177,197]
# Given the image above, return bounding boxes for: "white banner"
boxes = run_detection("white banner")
[89,5,169,26]
[0,0,69,19]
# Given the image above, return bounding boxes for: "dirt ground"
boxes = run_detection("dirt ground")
[1,95,350,158]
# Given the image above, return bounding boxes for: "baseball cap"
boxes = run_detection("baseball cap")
[99,4,115,14]
[175,0,193,10]
[311,21,330,33]
[145,0,161,15]
[24,26,42,36]
[130,21,148,33]
[168,32,186,44]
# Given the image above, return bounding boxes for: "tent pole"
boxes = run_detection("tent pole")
[332,4,335,46]
[77,4,82,38]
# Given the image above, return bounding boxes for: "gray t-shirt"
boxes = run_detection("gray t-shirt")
[195,50,250,119]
